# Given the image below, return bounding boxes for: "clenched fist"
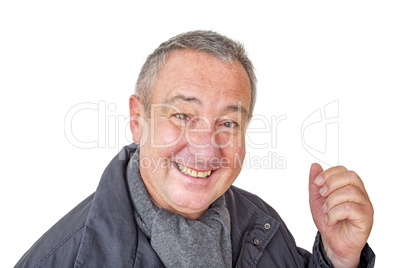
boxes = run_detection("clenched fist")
[309,163,374,268]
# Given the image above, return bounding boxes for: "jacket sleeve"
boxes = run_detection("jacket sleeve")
[15,224,86,268]
[306,232,376,268]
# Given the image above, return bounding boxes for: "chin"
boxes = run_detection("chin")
[168,190,217,215]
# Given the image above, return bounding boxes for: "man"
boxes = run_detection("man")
[16,30,375,267]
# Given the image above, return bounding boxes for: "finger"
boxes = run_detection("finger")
[319,170,366,198]
[325,202,373,227]
[322,185,369,214]
[313,165,347,186]
[309,163,324,201]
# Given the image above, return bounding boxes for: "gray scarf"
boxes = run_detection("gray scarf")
[126,150,232,268]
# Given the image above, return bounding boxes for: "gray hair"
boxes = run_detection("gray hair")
[135,30,257,119]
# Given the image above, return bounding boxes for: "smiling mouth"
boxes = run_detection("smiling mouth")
[175,162,213,178]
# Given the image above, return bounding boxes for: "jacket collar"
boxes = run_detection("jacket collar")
[74,144,279,267]
[75,144,165,267]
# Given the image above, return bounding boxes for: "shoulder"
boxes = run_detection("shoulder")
[15,193,95,268]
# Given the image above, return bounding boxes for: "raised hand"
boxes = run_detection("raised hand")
[309,163,374,268]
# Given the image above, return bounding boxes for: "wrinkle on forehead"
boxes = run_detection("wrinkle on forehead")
[151,50,251,115]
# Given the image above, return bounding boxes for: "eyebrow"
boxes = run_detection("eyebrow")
[224,103,249,117]
[162,93,249,116]
[163,94,202,105]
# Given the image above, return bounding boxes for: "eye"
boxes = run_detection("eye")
[174,113,190,121]
[223,121,238,128]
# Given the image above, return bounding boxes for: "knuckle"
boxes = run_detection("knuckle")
[337,165,347,171]
[343,203,353,212]
[345,185,356,194]
[347,170,358,178]
[369,206,375,218]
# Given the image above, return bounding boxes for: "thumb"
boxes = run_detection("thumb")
[308,163,324,202]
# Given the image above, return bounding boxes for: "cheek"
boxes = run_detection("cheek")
[215,131,245,150]
[152,120,187,156]
[218,135,246,168]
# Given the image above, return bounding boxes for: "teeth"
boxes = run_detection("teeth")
[176,163,212,178]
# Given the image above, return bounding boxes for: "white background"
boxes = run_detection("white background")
[1,1,401,266]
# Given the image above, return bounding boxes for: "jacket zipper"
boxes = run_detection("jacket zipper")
[234,213,258,268]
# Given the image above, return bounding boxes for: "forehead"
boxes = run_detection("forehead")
[150,50,251,109]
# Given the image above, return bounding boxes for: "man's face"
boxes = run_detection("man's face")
[130,50,251,219]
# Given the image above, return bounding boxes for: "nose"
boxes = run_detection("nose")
[186,118,221,162]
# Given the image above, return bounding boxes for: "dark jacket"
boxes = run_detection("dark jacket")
[15,145,375,267]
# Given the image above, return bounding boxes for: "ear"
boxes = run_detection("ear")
[129,94,145,144]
